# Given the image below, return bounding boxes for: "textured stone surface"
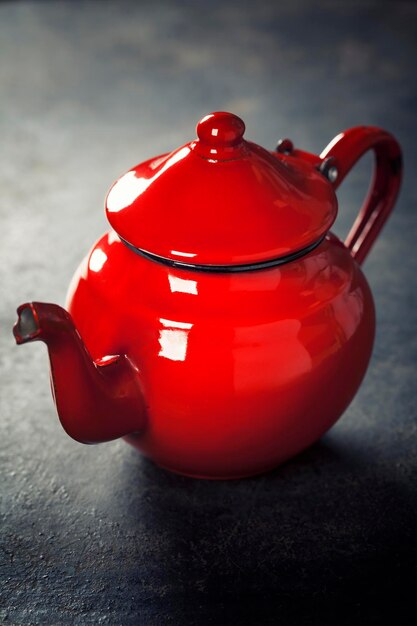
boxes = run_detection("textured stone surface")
[1,1,416,624]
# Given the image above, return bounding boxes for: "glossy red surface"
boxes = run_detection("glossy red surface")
[320,126,402,264]
[62,230,372,478]
[14,118,403,478]
[106,112,337,265]
[13,302,147,444]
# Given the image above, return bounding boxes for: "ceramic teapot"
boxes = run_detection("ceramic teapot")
[13,112,402,479]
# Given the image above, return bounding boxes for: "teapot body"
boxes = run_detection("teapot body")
[67,230,375,478]
[14,115,402,479]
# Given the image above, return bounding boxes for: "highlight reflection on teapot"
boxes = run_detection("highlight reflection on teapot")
[14,112,402,479]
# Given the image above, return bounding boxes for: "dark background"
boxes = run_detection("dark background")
[1,1,416,624]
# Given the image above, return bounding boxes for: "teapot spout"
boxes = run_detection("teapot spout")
[13,302,147,444]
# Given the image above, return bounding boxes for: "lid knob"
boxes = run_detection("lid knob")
[197,112,245,147]
[194,112,247,160]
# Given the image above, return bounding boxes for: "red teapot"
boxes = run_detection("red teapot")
[14,112,402,479]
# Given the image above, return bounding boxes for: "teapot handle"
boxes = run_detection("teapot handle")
[320,127,402,265]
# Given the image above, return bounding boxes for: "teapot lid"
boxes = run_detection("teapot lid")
[106,112,337,269]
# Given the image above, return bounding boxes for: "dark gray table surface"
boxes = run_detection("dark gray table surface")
[1,1,416,624]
